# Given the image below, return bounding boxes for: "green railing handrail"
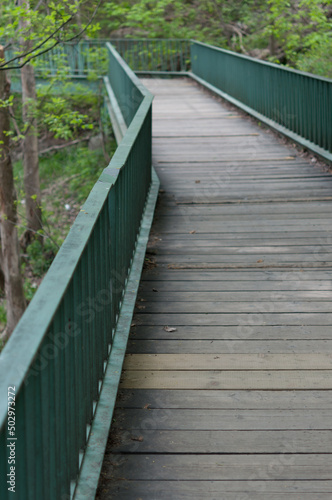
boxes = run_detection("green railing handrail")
[192,39,331,83]
[111,38,191,73]
[190,40,332,158]
[0,43,153,499]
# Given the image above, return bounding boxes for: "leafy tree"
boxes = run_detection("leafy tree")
[265,0,332,73]
[0,45,26,340]
[0,0,101,245]
[18,0,42,246]
[0,0,101,338]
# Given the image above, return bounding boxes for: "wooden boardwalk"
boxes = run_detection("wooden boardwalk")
[97,78,332,499]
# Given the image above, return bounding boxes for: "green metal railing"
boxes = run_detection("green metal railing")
[0,43,154,499]
[191,40,332,157]
[3,40,108,78]
[111,38,191,73]
[4,38,190,77]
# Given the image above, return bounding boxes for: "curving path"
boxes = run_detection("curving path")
[97,78,332,499]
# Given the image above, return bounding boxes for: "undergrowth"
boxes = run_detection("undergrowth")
[0,143,116,336]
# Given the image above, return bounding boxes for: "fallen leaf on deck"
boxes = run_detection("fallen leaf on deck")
[164,326,177,332]
[131,435,144,442]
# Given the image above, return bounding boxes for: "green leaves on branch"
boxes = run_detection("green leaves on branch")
[0,94,13,108]
[0,0,101,70]
[265,0,332,71]
[40,96,93,140]
[101,0,196,39]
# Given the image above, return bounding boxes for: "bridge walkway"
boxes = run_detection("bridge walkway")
[96,78,332,499]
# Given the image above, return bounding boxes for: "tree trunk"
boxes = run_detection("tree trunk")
[19,0,42,247]
[0,46,26,340]
[269,34,278,56]
[0,251,4,294]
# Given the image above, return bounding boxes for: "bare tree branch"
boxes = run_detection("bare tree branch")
[0,16,74,69]
[0,0,102,71]
[39,135,91,155]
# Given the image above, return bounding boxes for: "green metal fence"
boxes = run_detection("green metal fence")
[4,38,190,92]
[191,40,332,157]
[3,40,108,78]
[3,38,190,78]
[111,38,191,73]
[0,43,154,499]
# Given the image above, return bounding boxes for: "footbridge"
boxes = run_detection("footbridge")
[0,39,332,500]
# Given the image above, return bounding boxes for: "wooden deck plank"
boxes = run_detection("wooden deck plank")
[110,429,332,453]
[99,482,332,500]
[138,291,332,301]
[123,353,332,370]
[107,454,332,479]
[131,324,332,339]
[119,370,332,390]
[117,389,332,409]
[140,269,332,280]
[133,312,332,326]
[96,77,332,499]
[114,408,332,430]
[127,340,332,354]
[126,340,332,354]
[136,301,332,313]
[146,245,332,254]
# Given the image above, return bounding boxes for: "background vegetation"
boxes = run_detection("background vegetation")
[100,0,332,78]
[0,93,115,337]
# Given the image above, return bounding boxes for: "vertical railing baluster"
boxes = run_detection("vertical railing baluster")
[47,340,57,500]
[15,387,27,499]
[52,312,68,498]
[40,348,50,499]
[24,376,36,498]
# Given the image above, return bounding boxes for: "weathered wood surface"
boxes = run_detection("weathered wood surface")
[96,78,332,499]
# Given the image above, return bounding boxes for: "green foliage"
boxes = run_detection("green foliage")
[23,279,38,303]
[84,46,109,79]
[0,0,101,69]
[11,142,115,308]
[99,0,332,77]
[101,0,217,39]
[265,0,332,69]
[61,146,111,203]
[0,303,6,330]
[296,35,332,78]
[41,96,93,140]
[14,85,100,141]
[25,239,55,277]
[100,0,265,42]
